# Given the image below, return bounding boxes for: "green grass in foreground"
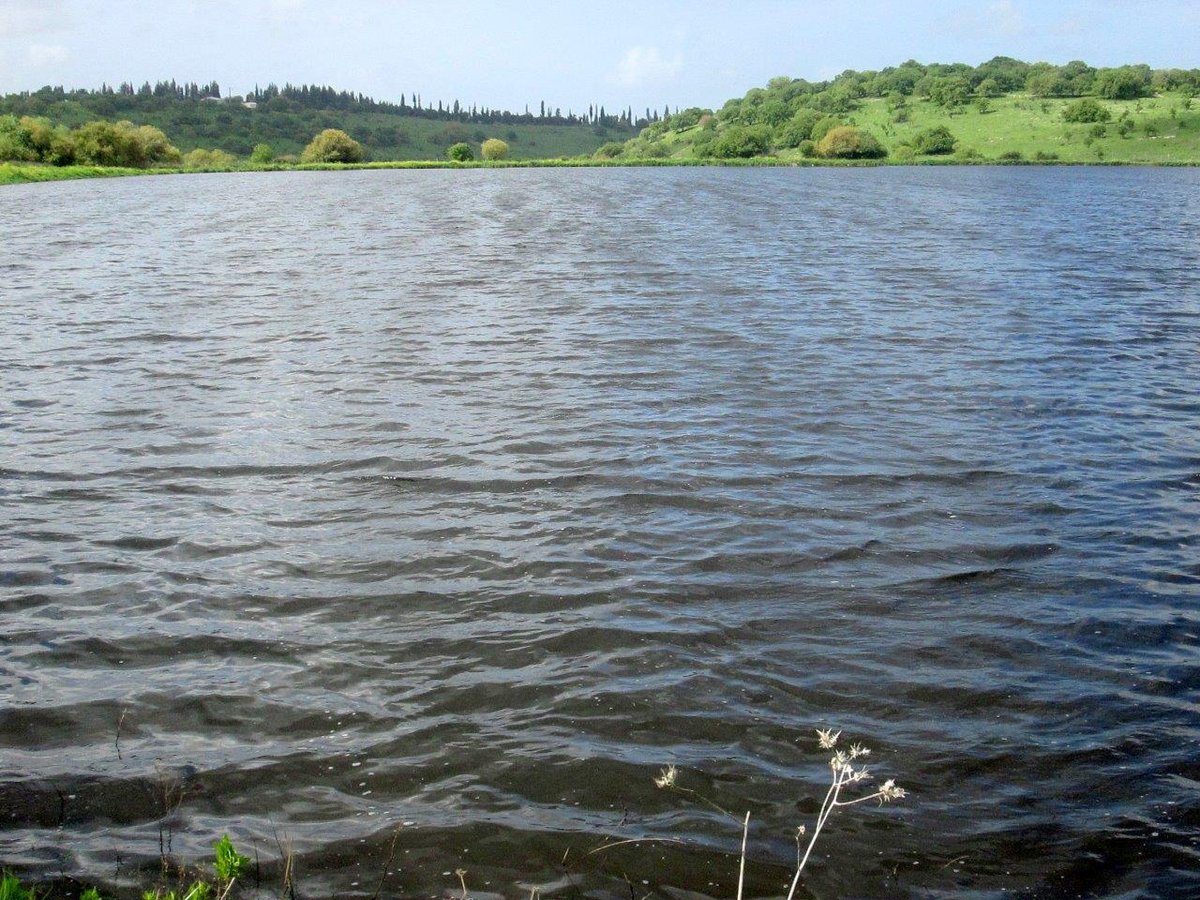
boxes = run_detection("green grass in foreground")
[0,162,147,185]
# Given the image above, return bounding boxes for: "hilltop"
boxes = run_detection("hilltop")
[601,57,1200,164]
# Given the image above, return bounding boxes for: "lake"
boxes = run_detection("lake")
[1,166,1198,898]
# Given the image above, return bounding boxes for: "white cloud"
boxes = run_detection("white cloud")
[0,1,67,37]
[613,46,683,88]
[28,43,68,66]
[946,0,1030,39]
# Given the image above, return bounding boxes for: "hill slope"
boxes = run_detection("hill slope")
[607,58,1200,163]
[0,83,640,161]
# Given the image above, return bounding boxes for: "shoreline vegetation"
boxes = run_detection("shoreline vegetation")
[3,57,1200,186]
[3,153,1199,188]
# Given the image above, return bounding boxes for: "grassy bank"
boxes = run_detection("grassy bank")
[0,162,150,185]
[3,150,1198,187]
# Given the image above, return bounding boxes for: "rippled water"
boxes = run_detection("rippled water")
[2,166,1199,899]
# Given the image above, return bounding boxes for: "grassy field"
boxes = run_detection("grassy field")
[851,93,1200,163]
[638,92,1200,164]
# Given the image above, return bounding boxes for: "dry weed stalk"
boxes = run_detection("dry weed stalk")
[654,728,906,899]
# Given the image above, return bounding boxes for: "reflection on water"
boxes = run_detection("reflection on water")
[1,166,1199,898]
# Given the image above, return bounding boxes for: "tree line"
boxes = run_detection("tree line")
[0,80,664,131]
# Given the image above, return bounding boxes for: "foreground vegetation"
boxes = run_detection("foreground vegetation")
[0,732,902,900]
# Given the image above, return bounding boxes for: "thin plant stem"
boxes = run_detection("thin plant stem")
[736,811,750,900]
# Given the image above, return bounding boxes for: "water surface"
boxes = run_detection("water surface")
[1,166,1199,898]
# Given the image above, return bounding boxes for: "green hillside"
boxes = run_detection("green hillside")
[605,58,1200,164]
[0,82,639,162]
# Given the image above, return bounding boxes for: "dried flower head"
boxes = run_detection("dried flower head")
[816,728,840,750]
[849,743,870,759]
[878,779,907,802]
[654,765,678,789]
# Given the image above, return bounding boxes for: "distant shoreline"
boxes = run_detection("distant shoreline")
[4,156,1199,186]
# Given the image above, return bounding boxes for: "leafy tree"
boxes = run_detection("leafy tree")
[711,124,771,158]
[775,108,823,147]
[1025,65,1071,98]
[301,128,363,162]
[481,138,509,160]
[1062,99,1111,123]
[1094,66,1152,100]
[976,77,1004,98]
[927,76,971,108]
[0,114,37,161]
[911,125,957,155]
[72,120,180,167]
[810,115,843,143]
[447,141,473,161]
[974,56,1030,92]
[816,126,887,159]
[249,143,275,163]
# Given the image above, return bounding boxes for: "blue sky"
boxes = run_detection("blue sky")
[1,1,1196,113]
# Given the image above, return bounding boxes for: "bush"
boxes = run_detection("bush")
[447,142,473,162]
[71,120,181,168]
[1062,99,1111,123]
[999,150,1024,161]
[184,148,237,168]
[911,125,957,155]
[797,139,817,158]
[0,115,37,161]
[816,126,887,159]
[775,108,823,148]
[301,129,363,163]
[481,138,509,160]
[249,143,274,164]
[711,124,772,158]
[593,142,624,159]
[810,115,842,143]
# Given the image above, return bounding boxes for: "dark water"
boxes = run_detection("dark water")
[2,166,1199,899]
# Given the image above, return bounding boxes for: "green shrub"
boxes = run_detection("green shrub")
[249,143,274,164]
[775,108,823,148]
[183,148,237,168]
[593,142,624,159]
[999,150,1023,161]
[72,120,180,167]
[816,126,887,159]
[810,115,843,143]
[301,128,363,163]
[911,125,957,155]
[797,139,817,158]
[711,124,771,158]
[447,142,473,162]
[1062,98,1111,123]
[481,138,509,160]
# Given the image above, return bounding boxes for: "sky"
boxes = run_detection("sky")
[1,0,1196,114]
